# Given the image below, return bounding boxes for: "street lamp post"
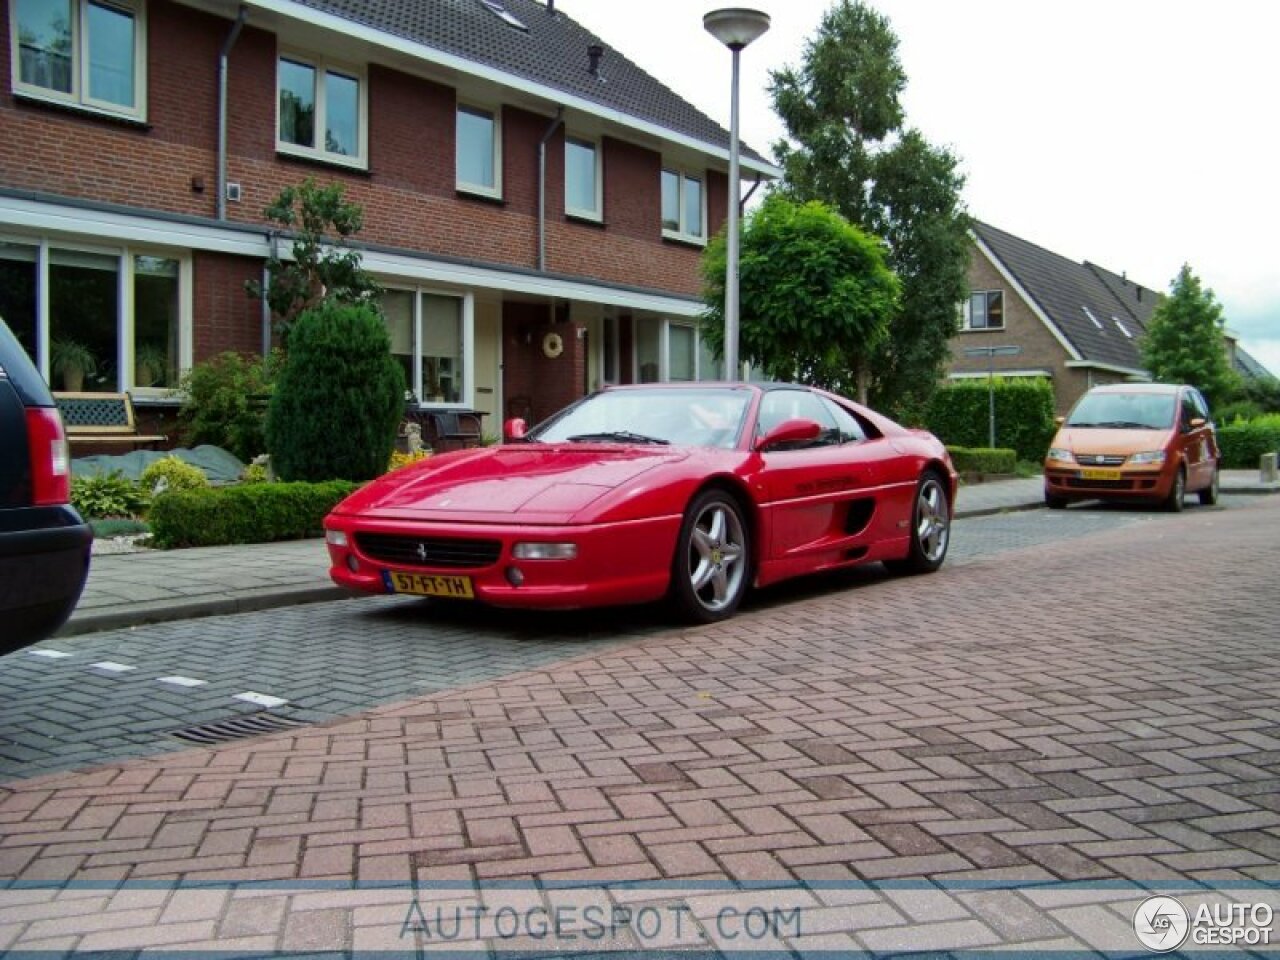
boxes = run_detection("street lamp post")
[962,345,1022,448]
[703,7,770,381]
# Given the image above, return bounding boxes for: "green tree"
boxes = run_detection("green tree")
[701,195,898,398]
[1141,264,1237,409]
[247,178,381,341]
[770,0,970,419]
[266,300,405,483]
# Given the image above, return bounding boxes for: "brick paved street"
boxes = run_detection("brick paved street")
[1,496,1278,954]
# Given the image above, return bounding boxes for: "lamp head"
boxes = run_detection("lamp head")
[703,7,771,51]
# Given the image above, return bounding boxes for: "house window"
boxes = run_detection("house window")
[1114,317,1132,339]
[11,0,146,119]
[457,104,500,197]
[1,238,189,391]
[661,168,704,243]
[277,55,365,166]
[635,317,719,382]
[965,290,1004,330]
[380,289,468,405]
[565,136,601,220]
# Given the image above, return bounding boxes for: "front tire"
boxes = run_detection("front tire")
[1198,465,1220,506]
[671,489,751,623]
[885,470,951,575]
[1163,466,1186,513]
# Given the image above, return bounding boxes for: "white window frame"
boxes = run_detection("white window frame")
[456,102,502,199]
[0,231,191,393]
[9,0,148,121]
[380,284,475,410]
[564,134,602,221]
[632,318,717,382]
[660,167,706,245]
[963,290,1005,331]
[275,51,368,169]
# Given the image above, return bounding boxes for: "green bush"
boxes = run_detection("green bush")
[71,470,149,519]
[178,351,276,461]
[266,300,405,483]
[148,481,358,548]
[925,378,1056,463]
[139,455,210,496]
[1217,415,1280,469]
[1215,400,1263,426]
[947,446,1017,475]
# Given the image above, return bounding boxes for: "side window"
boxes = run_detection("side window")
[1180,391,1199,429]
[1190,389,1210,420]
[756,390,838,449]
[819,397,869,443]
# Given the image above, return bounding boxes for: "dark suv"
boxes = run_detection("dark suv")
[0,319,91,654]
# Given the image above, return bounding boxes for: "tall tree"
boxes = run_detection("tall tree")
[701,194,898,399]
[1141,264,1237,408]
[770,0,970,420]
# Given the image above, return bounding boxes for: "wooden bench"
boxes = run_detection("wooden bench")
[54,392,166,450]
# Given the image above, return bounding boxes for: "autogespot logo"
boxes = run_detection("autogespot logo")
[1134,896,1191,952]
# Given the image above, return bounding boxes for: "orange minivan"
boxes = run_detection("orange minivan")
[1043,383,1220,511]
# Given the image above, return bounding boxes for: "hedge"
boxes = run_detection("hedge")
[925,378,1056,463]
[1216,416,1280,469]
[148,481,358,549]
[947,446,1017,475]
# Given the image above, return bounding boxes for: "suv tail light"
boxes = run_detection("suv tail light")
[25,407,71,505]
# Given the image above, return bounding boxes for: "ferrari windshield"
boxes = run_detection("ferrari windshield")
[1067,391,1176,430]
[531,387,752,449]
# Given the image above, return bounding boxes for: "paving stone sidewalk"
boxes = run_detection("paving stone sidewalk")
[4,493,1278,955]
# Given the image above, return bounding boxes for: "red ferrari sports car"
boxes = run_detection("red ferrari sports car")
[324,383,956,622]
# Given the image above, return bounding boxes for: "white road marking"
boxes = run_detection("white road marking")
[91,661,136,673]
[234,692,289,709]
[28,649,72,659]
[158,676,207,688]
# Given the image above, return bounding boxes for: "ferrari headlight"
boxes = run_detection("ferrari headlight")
[512,542,578,560]
[325,529,349,548]
[1047,448,1075,463]
[1129,450,1166,464]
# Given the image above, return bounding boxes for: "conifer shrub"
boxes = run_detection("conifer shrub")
[266,300,405,482]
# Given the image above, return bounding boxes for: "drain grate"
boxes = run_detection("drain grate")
[171,712,309,745]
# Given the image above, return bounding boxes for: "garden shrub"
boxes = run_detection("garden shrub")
[178,351,276,461]
[266,300,405,483]
[1216,415,1280,469]
[947,446,1017,475]
[148,481,358,548]
[925,378,1056,463]
[71,470,149,519]
[139,455,210,496]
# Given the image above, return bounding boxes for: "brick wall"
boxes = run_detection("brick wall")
[192,252,263,359]
[501,302,585,425]
[1,0,717,297]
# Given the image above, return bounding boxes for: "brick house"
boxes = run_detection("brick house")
[948,221,1273,416]
[0,0,778,439]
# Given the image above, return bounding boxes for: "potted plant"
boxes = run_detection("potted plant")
[134,343,169,387]
[50,338,97,392]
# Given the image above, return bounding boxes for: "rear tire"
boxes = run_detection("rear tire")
[885,470,951,575]
[1198,465,1220,506]
[1163,466,1186,513]
[670,489,751,623]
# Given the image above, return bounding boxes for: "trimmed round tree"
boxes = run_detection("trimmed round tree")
[266,300,405,482]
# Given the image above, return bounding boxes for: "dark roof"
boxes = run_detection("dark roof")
[972,221,1160,371]
[291,0,771,166]
[1233,343,1275,381]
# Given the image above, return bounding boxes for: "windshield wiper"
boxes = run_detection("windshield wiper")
[566,431,670,446]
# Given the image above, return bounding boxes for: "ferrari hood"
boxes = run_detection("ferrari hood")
[334,444,690,521]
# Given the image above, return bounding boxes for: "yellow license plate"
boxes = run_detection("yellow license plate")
[1080,469,1122,481]
[383,570,475,599]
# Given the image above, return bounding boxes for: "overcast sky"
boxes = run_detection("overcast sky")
[556,0,1280,377]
